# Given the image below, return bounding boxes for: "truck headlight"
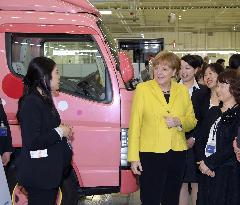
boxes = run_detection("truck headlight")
[120,128,130,167]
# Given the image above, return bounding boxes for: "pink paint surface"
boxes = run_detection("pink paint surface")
[0,0,138,197]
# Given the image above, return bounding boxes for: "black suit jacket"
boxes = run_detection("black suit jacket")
[0,99,12,155]
[186,84,209,139]
[17,91,72,189]
[195,106,240,170]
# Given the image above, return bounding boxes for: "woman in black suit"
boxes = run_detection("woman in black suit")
[202,63,224,110]
[196,70,240,205]
[17,57,73,205]
[179,55,208,205]
[0,99,12,166]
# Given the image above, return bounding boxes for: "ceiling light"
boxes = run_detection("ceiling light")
[182,9,187,12]
[168,12,176,24]
[173,50,237,55]
[99,10,112,15]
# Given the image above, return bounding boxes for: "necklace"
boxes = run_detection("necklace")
[162,90,170,94]
[222,103,238,112]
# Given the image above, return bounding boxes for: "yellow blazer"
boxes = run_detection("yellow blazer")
[128,79,197,161]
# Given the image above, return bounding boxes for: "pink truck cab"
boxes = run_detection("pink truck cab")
[0,0,138,204]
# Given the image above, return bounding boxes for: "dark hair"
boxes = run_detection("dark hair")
[193,55,204,68]
[216,58,225,65]
[218,69,240,104]
[17,57,56,121]
[229,54,240,70]
[203,63,224,76]
[181,54,199,69]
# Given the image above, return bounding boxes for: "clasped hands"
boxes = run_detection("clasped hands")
[60,123,74,141]
[233,138,240,162]
[197,160,215,177]
[164,116,181,129]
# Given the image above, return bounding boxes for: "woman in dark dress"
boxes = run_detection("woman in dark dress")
[17,57,73,205]
[179,55,208,205]
[196,69,240,205]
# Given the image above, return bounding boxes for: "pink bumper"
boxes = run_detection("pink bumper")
[120,169,139,194]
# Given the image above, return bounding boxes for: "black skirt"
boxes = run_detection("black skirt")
[197,163,240,205]
[183,148,199,183]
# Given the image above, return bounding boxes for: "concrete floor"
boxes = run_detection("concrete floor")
[78,191,141,205]
[77,191,193,205]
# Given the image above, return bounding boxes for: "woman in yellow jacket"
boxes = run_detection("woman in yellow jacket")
[128,51,197,205]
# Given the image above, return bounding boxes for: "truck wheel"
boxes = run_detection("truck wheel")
[11,170,79,205]
[12,184,62,205]
[7,150,79,205]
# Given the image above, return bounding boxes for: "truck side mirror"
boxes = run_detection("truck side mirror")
[118,51,134,83]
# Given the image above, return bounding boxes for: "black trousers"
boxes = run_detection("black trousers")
[25,186,58,205]
[139,150,186,205]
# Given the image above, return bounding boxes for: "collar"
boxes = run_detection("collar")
[179,78,200,90]
[150,79,179,106]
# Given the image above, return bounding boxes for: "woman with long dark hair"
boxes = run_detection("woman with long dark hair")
[17,57,73,205]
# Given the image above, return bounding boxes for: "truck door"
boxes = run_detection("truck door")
[3,26,121,188]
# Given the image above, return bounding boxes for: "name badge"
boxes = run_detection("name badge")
[0,127,7,137]
[30,149,48,158]
[205,142,216,157]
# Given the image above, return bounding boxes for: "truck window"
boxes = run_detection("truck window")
[9,33,110,102]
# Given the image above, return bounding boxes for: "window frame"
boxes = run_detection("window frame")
[6,32,113,103]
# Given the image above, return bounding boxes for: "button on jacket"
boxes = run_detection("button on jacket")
[128,79,197,161]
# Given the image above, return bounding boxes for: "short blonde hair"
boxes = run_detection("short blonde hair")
[152,51,181,71]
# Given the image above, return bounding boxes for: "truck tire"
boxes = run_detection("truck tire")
[7,149,79,205]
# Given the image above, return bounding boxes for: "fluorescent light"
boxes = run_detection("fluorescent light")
[99,10,112,15]
[173,50,238,54]
[53,50,98,56]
